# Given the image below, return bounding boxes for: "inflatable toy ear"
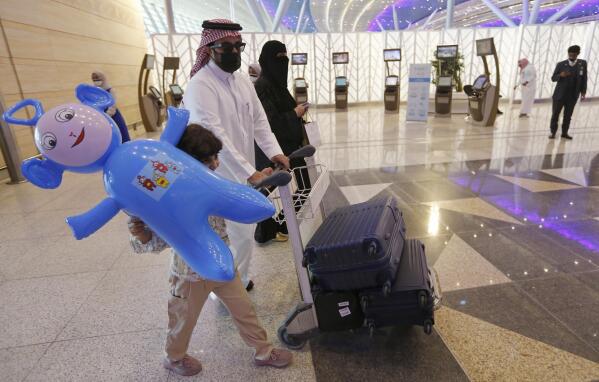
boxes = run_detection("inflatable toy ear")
[160,107,191,145]
[21,158,64,189]
[2,99,44,126]
[75,84,114,112]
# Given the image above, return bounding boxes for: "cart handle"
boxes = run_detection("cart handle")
[253,171,292,190]
[289,145,315,160]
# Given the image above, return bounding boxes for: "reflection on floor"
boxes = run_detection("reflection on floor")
[1,101,599,381]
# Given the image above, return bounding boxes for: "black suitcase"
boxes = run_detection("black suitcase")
[359,239,436,335]
[304,197,406,293]
[314,291,364,332]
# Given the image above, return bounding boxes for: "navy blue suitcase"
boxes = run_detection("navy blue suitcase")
[304,197,406,293]
[359,239,436,335]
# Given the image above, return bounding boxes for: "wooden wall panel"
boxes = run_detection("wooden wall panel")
[0,0,148,177]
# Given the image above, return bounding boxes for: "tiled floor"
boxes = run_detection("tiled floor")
[1,101,599,381]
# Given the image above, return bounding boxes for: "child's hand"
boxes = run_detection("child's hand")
[261,167,273,177]
[128,217,152,244]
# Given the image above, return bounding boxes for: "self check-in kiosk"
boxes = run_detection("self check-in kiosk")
[332,52,349,110]
[383,48,401,112]
[467,38,500,127]
[163,57,183,108]
[138,54,165,132]
[435,45,458,116]
[291,53,308,104]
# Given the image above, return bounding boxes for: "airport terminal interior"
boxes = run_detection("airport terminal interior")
[1,1,599,381]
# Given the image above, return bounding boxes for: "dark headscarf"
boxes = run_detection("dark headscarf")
[259,40,289,88]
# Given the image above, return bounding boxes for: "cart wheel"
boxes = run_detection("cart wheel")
[423,320,433,335]
[277,325,307,350]
[418,291,428,309]
[382,281,391,297]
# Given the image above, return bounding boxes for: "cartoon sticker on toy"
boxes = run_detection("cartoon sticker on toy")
[152,160,168,173]
[154,176,169,188]
[133,152,181,200]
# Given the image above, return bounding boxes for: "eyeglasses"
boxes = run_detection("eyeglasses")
[210,42,246,53]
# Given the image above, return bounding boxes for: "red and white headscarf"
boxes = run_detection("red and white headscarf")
[189,19,242,78]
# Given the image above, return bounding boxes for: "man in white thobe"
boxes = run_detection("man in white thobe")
[516,58,537,118]
[183,19,289,291]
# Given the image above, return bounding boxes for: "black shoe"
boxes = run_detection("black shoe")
[549,134,556,139]
[245,280,254,292]
[561,134,573,140]
[497,109,503,115]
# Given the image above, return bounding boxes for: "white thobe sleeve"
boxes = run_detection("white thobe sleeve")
[184,80,256,180]
[249,82,284,160]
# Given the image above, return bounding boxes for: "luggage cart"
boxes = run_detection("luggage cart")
[267,148,442,350]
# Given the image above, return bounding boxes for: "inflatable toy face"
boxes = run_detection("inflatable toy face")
[35,103,113,167]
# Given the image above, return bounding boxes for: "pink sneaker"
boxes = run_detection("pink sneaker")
[255,348,293,368]
[163,355,202,376]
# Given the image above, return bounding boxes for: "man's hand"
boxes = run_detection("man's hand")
[559,71,571,78]
[581,93,586,101]
[271,154,290,170]
[128,218,152,244]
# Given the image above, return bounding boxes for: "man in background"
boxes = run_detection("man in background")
[549,45,587,140]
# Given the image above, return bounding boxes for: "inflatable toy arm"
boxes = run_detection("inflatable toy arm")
[160,107,190,145]
[21,158,64,189]
[2,99,44,126]
[75,84,114,112]
[66,197,121,240]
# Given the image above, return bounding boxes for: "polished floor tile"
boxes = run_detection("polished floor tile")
[434,234,511,292]
[26,330,170,382]
[436,307,599,382]
[0,271,105,348]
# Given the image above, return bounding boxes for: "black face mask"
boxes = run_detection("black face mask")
[218,52,241,73]
[270,56,289,87]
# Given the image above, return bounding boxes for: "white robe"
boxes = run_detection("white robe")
[183,60,283,286]
[519,64,537,115]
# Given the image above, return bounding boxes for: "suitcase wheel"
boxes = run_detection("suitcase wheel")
[278,325,307,350]
[360,296,369,311]
[423,320,433,335]
[382,281,392,297]
[367,242,378,256]
[418,291,429,309]
[367,321,375,338]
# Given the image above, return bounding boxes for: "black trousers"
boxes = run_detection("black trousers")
[550,97,577,136]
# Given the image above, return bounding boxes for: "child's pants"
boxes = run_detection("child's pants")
[165,271,273,361]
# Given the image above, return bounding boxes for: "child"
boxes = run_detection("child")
[128,124,292,377]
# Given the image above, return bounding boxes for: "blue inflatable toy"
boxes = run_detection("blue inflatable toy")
[2,84,275,282]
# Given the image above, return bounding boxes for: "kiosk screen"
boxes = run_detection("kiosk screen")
[149,86,161,99]
[332,52,349,64]
[169,84,183,96]
[385,76,398,86]
[145,55,155,69]
[295,79,306,88]
[476,38,495,56]
[335,77,347,87]
[291,53,308,65]
[383,49,401,62]
[438,77,452,87]
[437,45,458,58]
[473,75,488,90]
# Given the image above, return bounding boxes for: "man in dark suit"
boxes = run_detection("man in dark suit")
[549,45,587,140]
